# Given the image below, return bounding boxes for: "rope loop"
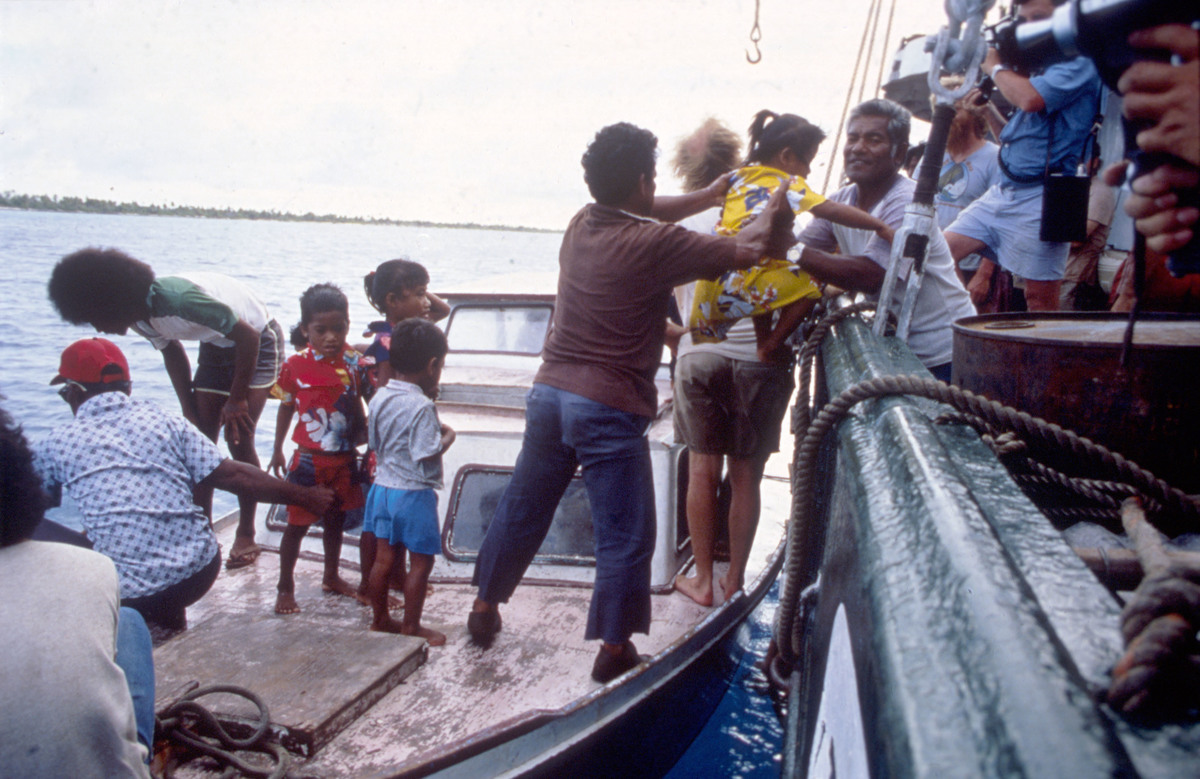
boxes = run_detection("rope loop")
[156,684,290,779]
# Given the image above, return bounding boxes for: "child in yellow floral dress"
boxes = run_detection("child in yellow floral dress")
[690,110,894,362]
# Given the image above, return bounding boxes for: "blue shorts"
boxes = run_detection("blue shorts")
[363,485,441,556]
[945,183,1070,281]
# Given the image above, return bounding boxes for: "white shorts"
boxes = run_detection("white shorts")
[946,183,1070,282]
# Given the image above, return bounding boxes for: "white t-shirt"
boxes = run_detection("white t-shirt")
[673,207,759,361]
[798,175,976,368]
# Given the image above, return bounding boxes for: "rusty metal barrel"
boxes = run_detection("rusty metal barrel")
[952,313,1200,493]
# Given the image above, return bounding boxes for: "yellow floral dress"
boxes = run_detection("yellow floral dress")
[689,165,824,343]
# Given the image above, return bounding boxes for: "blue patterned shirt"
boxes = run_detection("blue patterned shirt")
[34,393,224,598]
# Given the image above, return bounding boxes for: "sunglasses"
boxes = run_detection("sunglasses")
[57,380,88,401]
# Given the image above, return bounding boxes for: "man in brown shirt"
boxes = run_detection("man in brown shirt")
[468,122,796,682]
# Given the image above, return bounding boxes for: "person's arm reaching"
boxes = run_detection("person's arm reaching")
[199,459,334,517]
[650,173,733,223]
[809,200,895,244]
[796,244,886,295]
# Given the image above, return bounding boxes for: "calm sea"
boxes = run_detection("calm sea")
[0,207,782,775]
[0,208,564,524]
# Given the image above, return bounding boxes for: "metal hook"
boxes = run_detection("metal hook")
[746,0,763,64]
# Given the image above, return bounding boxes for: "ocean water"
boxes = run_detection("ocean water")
[0,208,564,523]
[0,207,783,774]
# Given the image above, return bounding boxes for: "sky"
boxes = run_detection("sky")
[2,0,963,230]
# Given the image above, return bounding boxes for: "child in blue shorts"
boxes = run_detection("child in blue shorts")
[364,318,455,644]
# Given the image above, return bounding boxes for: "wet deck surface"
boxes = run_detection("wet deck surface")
[154,609,425,756]
[155,537,731,775]
[154,445,790,775]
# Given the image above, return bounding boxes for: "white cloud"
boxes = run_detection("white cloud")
[2,0,956,228]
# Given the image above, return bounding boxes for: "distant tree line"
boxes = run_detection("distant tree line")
[0,191,555,233]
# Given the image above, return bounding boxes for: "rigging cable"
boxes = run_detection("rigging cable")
[856,0,885,104]
[873,0,899,95]
[821,0,881,194]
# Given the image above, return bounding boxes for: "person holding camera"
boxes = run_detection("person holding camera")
[1104,23,1199,256]
[944,0,1102,312]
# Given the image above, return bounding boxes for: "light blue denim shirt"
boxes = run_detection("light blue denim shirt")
[998,56,1101,184]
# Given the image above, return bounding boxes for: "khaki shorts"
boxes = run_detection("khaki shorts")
[673,352,795,460]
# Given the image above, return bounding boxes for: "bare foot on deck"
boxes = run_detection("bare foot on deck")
[275,591,301,615]
[322,577,360,599]
[674,573,714,607]
[371,616,408,634]
[404,625,446,647]
[719,574,744,600]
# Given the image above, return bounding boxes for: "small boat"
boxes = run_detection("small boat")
[151,280,793,776]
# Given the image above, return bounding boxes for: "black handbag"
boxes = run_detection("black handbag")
[1040,172,1090,243]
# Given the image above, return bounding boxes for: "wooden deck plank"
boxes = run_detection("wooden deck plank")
[153,558,426,756]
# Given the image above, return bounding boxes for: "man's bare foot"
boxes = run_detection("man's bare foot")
[403,625,447,647]
[322,578,359,599]
[370,616,407,634]
[674,573,714,607]
[719,574,744,599]
[275,592,301,615]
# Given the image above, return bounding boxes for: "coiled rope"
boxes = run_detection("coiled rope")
[1107,498,1200,718]
[775,311,1200,668]
[156,684,290,778]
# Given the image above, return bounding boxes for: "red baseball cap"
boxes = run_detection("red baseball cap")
[51,338,131,386]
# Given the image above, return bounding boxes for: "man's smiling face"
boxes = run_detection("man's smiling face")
[842,115,903,186]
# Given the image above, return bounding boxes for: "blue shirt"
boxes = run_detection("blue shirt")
[34,393,224,598]
[367,380,445,491]
[998,56,1101,183]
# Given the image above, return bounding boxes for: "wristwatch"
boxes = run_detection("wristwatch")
[990,63,1011,80]
[787,242,806,265]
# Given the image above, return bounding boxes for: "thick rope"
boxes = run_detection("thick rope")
[1108,499,1200,717]
[157,685,290,779]
[776,371,1200,665]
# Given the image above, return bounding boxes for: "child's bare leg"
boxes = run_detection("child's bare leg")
[358,530,377,600]
[275,524,308,615]
[369,540,406,633]
[390,549,407,592]
[320,512,356,598]
[358,529,401,609]
[402,552,445,646]
[756,299,816,364]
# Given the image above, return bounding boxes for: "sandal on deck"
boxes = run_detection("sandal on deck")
[225,546,261,569]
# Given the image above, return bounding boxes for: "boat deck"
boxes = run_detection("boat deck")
[153,492,786,775]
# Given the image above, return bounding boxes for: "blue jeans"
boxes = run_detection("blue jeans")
[116,607,156,758]
[473,384,656,644]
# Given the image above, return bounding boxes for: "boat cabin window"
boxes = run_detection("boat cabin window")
[445,304,552,355]
[443,465,596,565]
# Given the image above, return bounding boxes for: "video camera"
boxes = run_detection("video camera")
[990,0,1194,89]
[990,0,1199,275]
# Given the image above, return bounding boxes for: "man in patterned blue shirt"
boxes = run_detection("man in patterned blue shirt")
[35,338,332,630]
